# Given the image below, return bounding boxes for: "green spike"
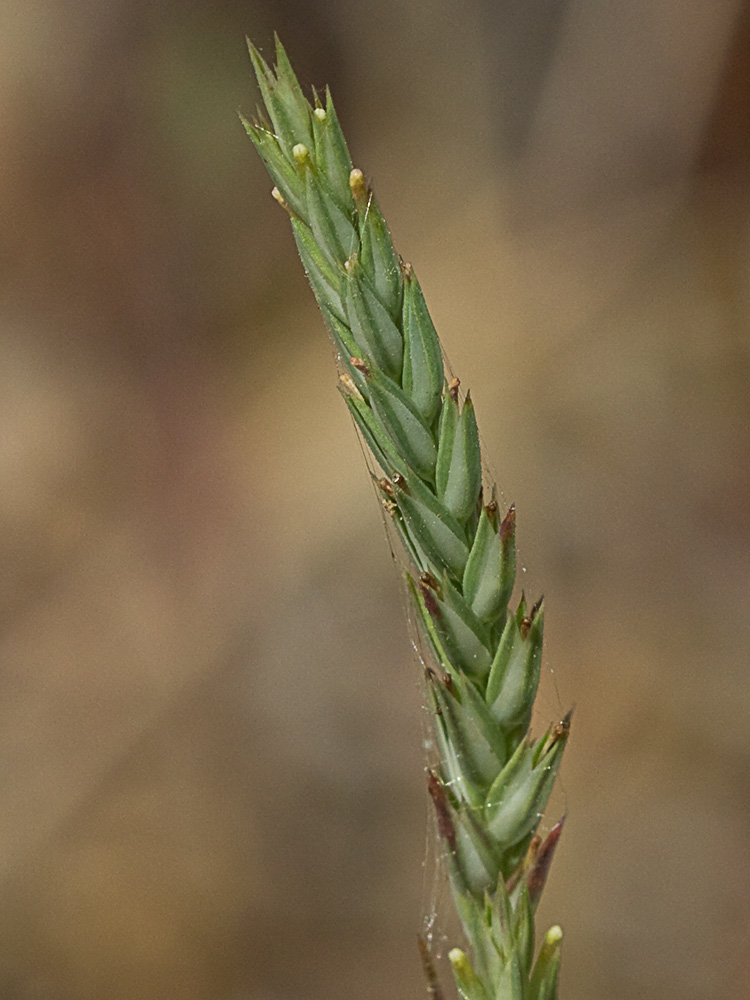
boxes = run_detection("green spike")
[244,42,570,1000]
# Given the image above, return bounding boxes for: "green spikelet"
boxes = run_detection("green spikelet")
[244,38,570,1000]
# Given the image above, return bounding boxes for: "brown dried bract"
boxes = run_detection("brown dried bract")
[419,570,441,592]
[526,816,566,905]
[420,580,442,620]
[350,357,371,378]
[376,477,395,499]
[417,935,447,1000]
[427,771,457,854]
[500,503,516,542]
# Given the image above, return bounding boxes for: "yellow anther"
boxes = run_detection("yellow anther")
[349,168,367,205]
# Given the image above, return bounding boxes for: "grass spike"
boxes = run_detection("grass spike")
[244,39,570,1000]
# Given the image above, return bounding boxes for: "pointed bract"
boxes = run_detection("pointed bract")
[436,391,482,523]
[311,91,355,212]
[422,574,493,680]
[248,40,312,156]
[485,727,568,846]
[486,602,544,731]
[355,181,404,322]
[449,950,492,1000]
[529,926,563,1000]
[401,264,444,423]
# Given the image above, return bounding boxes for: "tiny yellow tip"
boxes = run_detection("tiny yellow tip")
[349,168,367,203]
[314,107,327,122]
[448,948,466,968]
[546,926,563,946]
[292,143,309,163]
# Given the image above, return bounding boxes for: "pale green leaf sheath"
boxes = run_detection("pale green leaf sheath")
[244,36,570,1000]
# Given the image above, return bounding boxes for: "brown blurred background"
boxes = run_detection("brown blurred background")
[1,1,749,997]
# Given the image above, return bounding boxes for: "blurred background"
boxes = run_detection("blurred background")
[1,0,749,997]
